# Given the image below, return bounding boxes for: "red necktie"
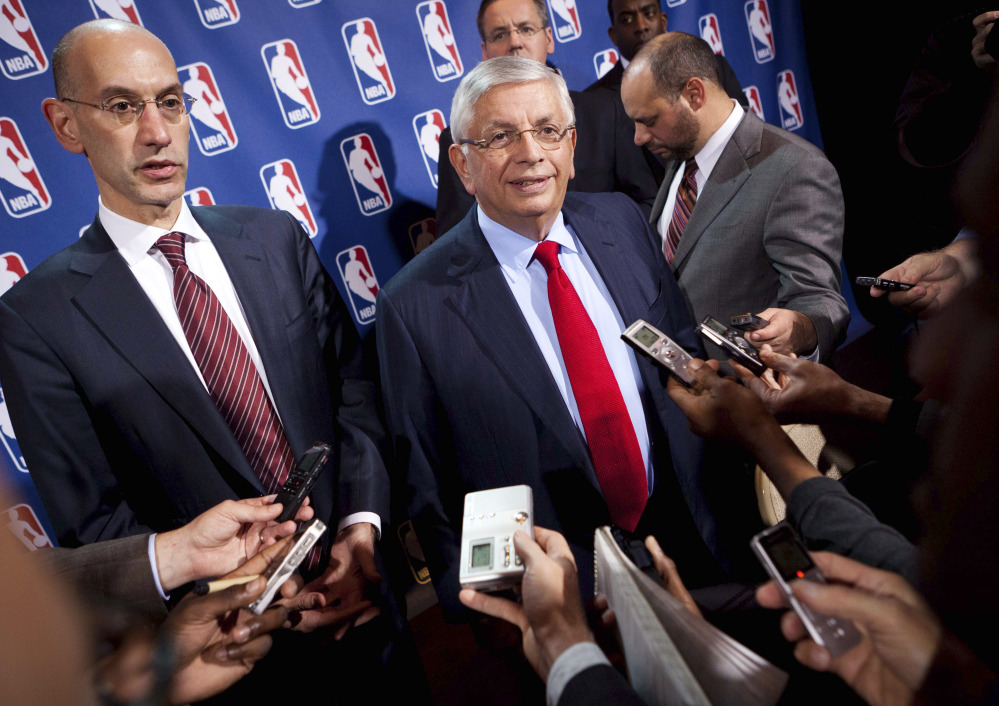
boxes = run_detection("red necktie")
[534,239,648,531]
[664,159,698,264]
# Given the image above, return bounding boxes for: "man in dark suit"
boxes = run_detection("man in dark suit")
[435,0,660,235]
[586,0,748,185]
[622,33,848,359]
[378,56,760,620]
[0,19,415,702]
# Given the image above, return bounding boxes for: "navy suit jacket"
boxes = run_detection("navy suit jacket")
[0,206,388,553]
[377,192,757,618]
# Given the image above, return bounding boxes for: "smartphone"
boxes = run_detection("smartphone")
[695,315,767,376]
[855,276,914,292]
[729,313,769,332]
[621,319,696,386]
[750,524,861,657]
[274,442,331,523]
[249,518,327,615]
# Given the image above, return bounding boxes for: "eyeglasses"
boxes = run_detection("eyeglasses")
[60,94,197,125]
[459,125,575,153]
[485,24,546,44]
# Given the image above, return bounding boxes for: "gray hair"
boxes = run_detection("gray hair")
[450,56,575,144]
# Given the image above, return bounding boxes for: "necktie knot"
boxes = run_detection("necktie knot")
[683,158,698,185]
[154,231,188,272]
[533,239,560,275]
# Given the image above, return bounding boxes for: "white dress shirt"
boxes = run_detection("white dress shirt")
[478,208,654,493]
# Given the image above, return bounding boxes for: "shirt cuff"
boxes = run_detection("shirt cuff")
[336,511,382,540]
[546,642,609,706]
[147,533,170,601]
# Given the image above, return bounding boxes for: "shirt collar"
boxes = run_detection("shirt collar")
[99,198,207,267]
[692,99,744,181]
[477,207,575,283]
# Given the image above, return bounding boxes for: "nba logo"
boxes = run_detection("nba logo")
[777,70,803,130]
[408,218,437,255]
[340,133,392,216]
[259,159,318,237]
[88,0,143,25]
[744,86,765,120]
[184,187,216,207]
[342,19,395,105]
[194,0,240,29]
[336,246,379,325]
[593,49,618,79]
[0,119,50,218]
[288,0,321,7]
[261,40,320,129]
[699,14,724,55]
[665,0,685,6]
[0,252,26,296]
[0,383,27,473]
[744,0,775,63]
[178,63,238,155]
[548,0,581,43]
[413,109,446,189]
[5,504,52,551]
[416,2,463,82]
[0,1,47,80]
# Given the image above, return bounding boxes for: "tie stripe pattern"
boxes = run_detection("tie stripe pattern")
[534,239,648,532]
[665,158,698,264]
[154,232,295,495]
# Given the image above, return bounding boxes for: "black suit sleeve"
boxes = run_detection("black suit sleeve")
[435,127,476,237]
[558,664,647,706]
[715,55,749,108]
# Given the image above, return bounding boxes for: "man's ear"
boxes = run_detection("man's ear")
[41,98,85,155]
[607,25,617,48]
[449,143,477,197]
[684,77,707,111]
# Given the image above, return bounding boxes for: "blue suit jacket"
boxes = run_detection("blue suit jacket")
[377,192,756,618]
[0,206,388,553]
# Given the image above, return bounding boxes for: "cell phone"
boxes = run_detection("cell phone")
[750,524,861,657]
[249,518,327,615]
[459,485,534,593]
[854,276,914,292]
[729,313,770,331]
[695,315,767,376]
[274,442,332,523]
[621,319,696,386]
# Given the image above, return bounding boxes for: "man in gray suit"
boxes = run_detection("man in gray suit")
[621,33,848,359]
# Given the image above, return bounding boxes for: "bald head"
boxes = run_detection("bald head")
[51,20,174,99]
[626,32,719,100]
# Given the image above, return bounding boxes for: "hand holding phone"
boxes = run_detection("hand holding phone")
[855,276,914,292]
[695,315,767,376]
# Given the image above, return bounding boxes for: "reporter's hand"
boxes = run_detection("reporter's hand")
[162,538,299,704]
[644,536,702,618]
[756,552,942,706]
[458,526,593,682]
[666,358,777,446]
[155,496,314,591]
[732,345,891,425]
[747,308,817,356]
[871,243,976,319]
[280,522,380,636]
[972,11,999,69]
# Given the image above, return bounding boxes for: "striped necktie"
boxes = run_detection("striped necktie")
[664,158,698,264]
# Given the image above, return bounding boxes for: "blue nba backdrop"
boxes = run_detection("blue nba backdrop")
[0,0,822,545]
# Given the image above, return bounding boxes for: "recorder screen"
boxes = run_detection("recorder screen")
[634,325,659,347]
[471,541,492,569]
[761,527,814,581]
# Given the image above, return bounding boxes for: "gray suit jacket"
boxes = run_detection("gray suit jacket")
[41,533,167,620]
[650,110,848,357]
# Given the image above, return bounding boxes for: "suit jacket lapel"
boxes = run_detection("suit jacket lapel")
[69,221,258,488]
[649,159,681,227]
[444,211,597,480]
[671,112,757,270]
